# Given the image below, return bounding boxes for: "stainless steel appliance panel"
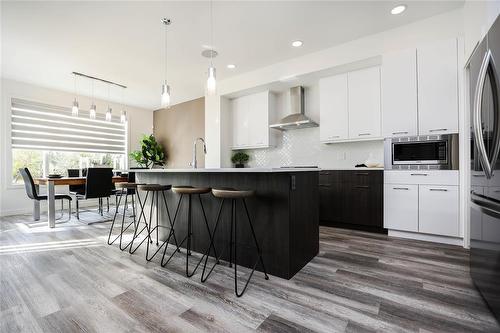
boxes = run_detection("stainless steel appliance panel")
[470,14,500,323]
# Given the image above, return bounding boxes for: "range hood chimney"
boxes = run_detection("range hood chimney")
[270,86,318,131]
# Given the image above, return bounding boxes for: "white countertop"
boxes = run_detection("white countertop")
[127,167,321,173]
[322,167,384,170]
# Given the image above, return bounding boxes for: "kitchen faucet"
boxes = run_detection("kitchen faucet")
[192,137,207,169]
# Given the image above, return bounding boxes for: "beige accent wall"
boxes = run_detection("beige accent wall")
[154,97,205,168]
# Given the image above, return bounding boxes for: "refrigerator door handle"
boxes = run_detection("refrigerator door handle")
[471,191,500,215]
[473,49,500,179]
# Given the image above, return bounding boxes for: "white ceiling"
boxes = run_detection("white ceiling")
[1,1,464,110]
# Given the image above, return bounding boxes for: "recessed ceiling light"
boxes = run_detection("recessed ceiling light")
[391,4,407,15]
[227,64,236,69]
[292,40,303,47]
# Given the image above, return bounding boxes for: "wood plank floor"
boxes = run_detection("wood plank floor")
[1,213,499,333]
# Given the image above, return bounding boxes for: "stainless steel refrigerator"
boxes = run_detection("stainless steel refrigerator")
[469,14,500,323]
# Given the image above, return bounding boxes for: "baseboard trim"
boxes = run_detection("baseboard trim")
[388,230,463,246]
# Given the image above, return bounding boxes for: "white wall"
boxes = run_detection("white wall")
[0,78,153,216]
[206,8,465,168]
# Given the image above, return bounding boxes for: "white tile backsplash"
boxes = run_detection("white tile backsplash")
[245,127,384,168]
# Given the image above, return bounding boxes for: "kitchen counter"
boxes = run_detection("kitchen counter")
[133,168,319,279]
[127,167,320,173]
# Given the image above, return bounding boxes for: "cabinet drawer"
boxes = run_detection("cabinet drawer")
[384,184,418,232]
[384,170,458,185]
[418,185,459,237]
[345,170,383,185]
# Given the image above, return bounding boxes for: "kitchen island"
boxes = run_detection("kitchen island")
[132,168,319,279]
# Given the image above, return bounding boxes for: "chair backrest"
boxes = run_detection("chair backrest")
[127,172,135,183]
[85,168,113,199]
[67,169,85,193]
[19,168,39,200]
[67,169,80,177]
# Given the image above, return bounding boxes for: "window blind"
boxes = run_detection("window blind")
[11,98,126,154]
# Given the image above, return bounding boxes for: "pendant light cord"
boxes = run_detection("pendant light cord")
[210,0,213,66]
[164,21,168,83]
[74,74,78,99]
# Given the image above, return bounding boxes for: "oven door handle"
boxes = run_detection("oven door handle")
[473,49,499,179]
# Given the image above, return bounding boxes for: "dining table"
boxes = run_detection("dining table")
[33,176,128,228]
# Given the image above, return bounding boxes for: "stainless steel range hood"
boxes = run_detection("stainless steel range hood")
[270,86,318,131]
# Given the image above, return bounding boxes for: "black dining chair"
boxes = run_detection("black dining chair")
[19,168,72,220]
[67,169,85,195]
[74,168,113,221]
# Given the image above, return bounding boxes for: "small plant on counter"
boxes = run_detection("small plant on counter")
[129,134,166,168]
[231,151,249,168]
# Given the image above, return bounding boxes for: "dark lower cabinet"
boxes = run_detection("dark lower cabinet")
[319,170,385,233]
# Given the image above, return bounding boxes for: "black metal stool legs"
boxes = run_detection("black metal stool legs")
[201,198,226,282]
[201,196,269,297]
[161,193,218,278]
[234,198,269,297]
[107,190,137,250]
[145,190,179,262]
[128,190,153,254]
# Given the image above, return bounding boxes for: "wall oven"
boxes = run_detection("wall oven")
[384,134,459,170]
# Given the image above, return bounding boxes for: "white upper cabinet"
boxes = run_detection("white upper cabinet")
[381,48,418,137]
[231,91,276,150]
[319,74,349,142]
[417,38,458,135]
[348,67,381,139]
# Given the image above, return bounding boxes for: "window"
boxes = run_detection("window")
[12,149,43,184]
[11,98,127,184]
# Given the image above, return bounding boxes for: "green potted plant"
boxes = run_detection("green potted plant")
[231,151,249,168]
[129,134,166,168]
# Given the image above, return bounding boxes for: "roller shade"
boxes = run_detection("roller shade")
[11,98,126,154]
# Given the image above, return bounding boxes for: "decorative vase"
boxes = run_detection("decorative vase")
[235,163,244,168]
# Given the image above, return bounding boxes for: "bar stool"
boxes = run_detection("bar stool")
[202,188,269,297]
[107,182,143,251]
[161,186,218,277]
[134,184,179,262]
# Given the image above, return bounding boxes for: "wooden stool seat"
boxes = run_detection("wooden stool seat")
[172,186,211,195]
[115,182,144,189]
[212,188,254,199]
[137,184,172,192]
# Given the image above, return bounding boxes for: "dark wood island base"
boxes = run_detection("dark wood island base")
[134,169,319,279]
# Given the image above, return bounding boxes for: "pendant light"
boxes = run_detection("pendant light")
[89,79,96,119]
[160,18,171,108]
[71,74,79,116]
[120,86,127,123]
[105,83,112,122]
[206,0,216,95]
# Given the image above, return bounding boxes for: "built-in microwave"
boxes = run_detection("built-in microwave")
[384,134,459,170]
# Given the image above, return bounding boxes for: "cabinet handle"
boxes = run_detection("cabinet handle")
[355,185,370,189]
[355,172,369,175]
[392,131,408,135]
[358,133,371,136]
[473,174,485,177]
[410,173,428,176]
[430,188,448,192]
[320,172,331,175]
[319,184,331,187]
[328,135,340,139]
[429,128,448,132]
[493,190,500,193]
[393,187,409,190]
